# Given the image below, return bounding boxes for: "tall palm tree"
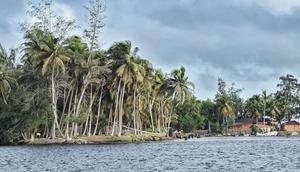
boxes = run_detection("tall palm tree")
[108,41,144,136]
[245,95,262,124]
[261,90,271,124]
[23,29,70,138]
[216,96,233,133]
[160,66,194,135]
[268,97,280,118]
[153,70,167,132]
[166,66,195,105]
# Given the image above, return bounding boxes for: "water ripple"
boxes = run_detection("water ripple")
[0,137,299,172]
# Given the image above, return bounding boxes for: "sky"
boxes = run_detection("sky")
[1,0,300,99]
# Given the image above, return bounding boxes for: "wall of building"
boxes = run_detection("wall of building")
[283,125,300,132]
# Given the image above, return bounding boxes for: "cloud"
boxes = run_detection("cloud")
[2,0,300,99]
[100,0,300,99]
[237,0,300,15]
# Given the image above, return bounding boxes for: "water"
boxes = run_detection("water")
[0,137,299,172]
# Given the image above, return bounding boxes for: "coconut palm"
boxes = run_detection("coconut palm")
[166,66,195,105]
[108,41,145,136]
[23,29,70,138]
[245,95,263,124]
[0,64,16,104]
[216,96,233,133]
[261,90,272,124]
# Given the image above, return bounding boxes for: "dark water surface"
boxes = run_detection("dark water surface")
[0,137,300,172]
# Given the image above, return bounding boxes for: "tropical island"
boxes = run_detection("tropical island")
[1,0,300,145]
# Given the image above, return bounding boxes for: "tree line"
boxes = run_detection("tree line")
[1,0,299,144]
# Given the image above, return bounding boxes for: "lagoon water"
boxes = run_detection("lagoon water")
[0,137,300,172]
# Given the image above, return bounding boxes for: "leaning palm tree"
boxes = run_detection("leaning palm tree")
[23,29,70,139]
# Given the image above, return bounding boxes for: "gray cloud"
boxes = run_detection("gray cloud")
[2,0,300,99]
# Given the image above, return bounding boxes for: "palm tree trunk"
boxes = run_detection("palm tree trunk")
[118,81,126,136]
[111,80,121,136]
[51,65,58,139]
[71,87,78,138]
[93,86,103,135]
[106,105,113,135]
[74,82,88,137]
[133,85,137,135]
[65,88,74,139]
[157,100,161,132]
[147,92,155,132]
[83,86,93,136]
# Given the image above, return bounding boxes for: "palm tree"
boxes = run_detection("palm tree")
[23,29,70,138]
[0,64,16,104]
[268,96,280,118]
[153,70,167,132]
[216,96,233,133]
[261,90,271,124]
[0,45,17,105]
[166,66,195,104]
[276,96,290,126]
[245,95,262,124]
[160,66,194,135]
[108,41,144,136]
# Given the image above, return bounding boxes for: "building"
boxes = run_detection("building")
[282,121,300,132]
[229,122,273,135]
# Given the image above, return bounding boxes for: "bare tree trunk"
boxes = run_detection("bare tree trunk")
[74,81,88,137]
[133,85,137,135]
[51,65,58,139]
[83,86,93,136]
[147,92,155,132]
[93,86,103,135]
[71,87,78,138]
[106,105,113,135]
[111,80,121,136]
[59,87,72,128]
[118,81,126,136]
[157,100,161,132]
[65,88,74,139]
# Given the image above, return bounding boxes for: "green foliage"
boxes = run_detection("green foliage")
[251,124,258,135]
[175,98,207,132]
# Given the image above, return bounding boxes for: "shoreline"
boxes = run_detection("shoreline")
[5,131,298,146]
[17,134,175,146]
